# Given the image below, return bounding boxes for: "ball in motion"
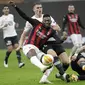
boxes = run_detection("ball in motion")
[42,54,54,66]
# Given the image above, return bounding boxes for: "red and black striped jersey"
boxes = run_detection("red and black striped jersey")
[14,6,64,48]
[62,13,85,35]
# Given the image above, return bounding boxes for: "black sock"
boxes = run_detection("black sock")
[4,51,11,64]
[79,62,85,68]
[16,51,21,64]
[53,56,65,75]
[78,75,85,80]
[63,64,69,71]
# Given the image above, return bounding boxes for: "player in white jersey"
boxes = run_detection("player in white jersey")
[24,2,70,83]
[0,6,24,68]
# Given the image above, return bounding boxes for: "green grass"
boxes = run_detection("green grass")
[0,49,85,85]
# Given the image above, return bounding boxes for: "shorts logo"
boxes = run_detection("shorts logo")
[6,40,12,45]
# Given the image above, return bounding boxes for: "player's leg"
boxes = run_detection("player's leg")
[23,44,49,71]
[59,52,69,71]
[77,58,85,71]
[41,45,70,82]
[13,36,24,68]
[39,66,54,84]
[46,49,70,82]
[54,44,69,71]
[69,34,82,58]
[71,57,85,81]
[4,37,13,67]
[51,44,69,79]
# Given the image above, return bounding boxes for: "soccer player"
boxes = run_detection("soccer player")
[0,6,24,68]
[70,45,85,81]
[24,2,69,83]
[9,2,70,83]
[62,5,85,58]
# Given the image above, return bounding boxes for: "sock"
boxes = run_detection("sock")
[63,64,69,71]
[40,66,54,81]
[53,56,65,75]
[78,75,85,80]
[4,51,11,64]
[30,56,47,70]
[79,62,85,68]
[16,51,21,64]
[44,66,54,76]
[69,46,77,57]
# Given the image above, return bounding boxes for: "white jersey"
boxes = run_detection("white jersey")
[0,14,17,39]
[24,14,57,32]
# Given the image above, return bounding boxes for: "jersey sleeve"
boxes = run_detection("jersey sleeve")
[50,16,57,26]
[14,6,39,26]
[24,21,33,32]
[52,31,64,44]
[62,15,68,31]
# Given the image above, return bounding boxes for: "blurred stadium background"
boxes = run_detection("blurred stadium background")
[0,0,85,49]
[0,1,85,85]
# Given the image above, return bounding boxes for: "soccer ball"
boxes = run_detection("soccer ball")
[42,54,54,66]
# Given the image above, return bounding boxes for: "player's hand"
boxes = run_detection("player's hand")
[63,31,67,36]
[8,1,16,7]
[71,55,77,61]
[61,31,68,40]
[16,46,22,51]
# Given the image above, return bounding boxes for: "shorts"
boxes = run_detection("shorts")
[22,44,44,60]
[4,36,18,46]
[70,34,83,46]
[41,43,65,56]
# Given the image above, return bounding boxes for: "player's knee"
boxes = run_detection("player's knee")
[62,58,69,64]
[27,49,37,59]
[7,46,13,52]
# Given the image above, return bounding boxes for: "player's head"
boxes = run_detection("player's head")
[42,14,51,28]
[2,5,10,15]
[68,5,75,13]
[33,2,43,16]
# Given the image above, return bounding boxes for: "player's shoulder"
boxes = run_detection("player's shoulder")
[8,14,14,17]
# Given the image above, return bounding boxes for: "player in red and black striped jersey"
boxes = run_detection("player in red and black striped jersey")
[62,4,85,59]
[9,2,70,83]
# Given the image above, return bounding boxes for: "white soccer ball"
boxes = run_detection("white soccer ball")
[42,54,54,66]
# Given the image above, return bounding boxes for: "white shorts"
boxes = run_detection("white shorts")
[70,34,83,46]
[22,44,44,60]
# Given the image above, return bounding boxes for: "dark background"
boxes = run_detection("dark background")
[0,0,85,49]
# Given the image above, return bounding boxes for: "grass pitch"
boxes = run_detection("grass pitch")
[0,49,85,85]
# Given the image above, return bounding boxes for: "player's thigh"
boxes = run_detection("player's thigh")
[47,49,57,57]
[77,58,85,65]
[42,44,57,56]
[4,37,13,51]
[77,34,83,46]
[70,34,81,46]
[12,36,19,48]
[59,52,69,64]
[22,44,40,56]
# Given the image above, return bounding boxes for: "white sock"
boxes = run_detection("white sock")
[30,56,46,70]
[40,66,54,81]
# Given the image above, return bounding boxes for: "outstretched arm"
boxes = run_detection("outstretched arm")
[9,1,37,26]
[52,31,67,44]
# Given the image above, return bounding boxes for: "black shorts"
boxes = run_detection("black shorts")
[41,43,65,56]
[4,36,18,46]
[71,54,85,75]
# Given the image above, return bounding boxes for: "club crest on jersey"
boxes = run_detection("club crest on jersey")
[68,15,78,22]
[36,29,47,39]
